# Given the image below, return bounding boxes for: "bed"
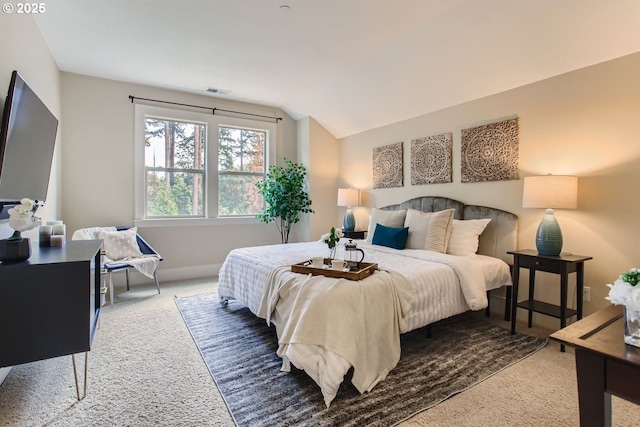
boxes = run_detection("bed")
[217,196,518,406]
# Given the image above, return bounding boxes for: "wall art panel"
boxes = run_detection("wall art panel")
[372,141,403,188]
[461,118,519,183]
[410,133,452,185]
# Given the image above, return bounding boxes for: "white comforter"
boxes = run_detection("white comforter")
[217,241,511,406]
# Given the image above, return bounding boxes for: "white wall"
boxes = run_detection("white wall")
[0,15,62,240]
[60,73,302,280]
[339,52,640,328]
[0,13,62,386]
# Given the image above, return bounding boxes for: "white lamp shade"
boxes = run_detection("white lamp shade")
[337,188,360,207]
[522,175,578,209]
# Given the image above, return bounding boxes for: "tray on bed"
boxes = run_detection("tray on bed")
[291,259,378,281]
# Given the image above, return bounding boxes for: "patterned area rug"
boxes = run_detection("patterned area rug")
[175,293,547,427]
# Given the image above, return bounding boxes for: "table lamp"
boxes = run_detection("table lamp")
[522,175,578,256]
[337,188,360,232]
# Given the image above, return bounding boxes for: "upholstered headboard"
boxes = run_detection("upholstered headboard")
[381,196,518,265]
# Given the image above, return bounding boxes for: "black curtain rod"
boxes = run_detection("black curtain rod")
[128,95,282,122]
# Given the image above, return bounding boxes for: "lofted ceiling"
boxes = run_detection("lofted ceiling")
[34,0,640,139]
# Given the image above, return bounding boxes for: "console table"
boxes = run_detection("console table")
[0,240,102,399]
[551,304,640,427]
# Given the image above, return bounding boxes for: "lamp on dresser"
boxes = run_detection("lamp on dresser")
[522,174,578,256]
[337,188,360,232]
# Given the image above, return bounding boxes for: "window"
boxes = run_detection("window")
[144,117,205,217]
[218,126,265,216]
[134,104,276,225]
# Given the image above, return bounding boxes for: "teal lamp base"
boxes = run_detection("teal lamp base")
[535,208,563,256]
[343,208,355,232]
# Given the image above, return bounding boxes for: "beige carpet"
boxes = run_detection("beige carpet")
[1,277,640,427]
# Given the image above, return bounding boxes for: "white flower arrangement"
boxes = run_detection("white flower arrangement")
[320,227,343,259]
[7,198,43,240]
[321,227,344,248]
[605,268,640,310]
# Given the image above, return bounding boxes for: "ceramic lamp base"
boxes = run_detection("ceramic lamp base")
[343,208,355,232]
[535,209,563,256]
[0,237,32,263]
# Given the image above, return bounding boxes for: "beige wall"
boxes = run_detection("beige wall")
[339,52,640,328]
[0,15,62,240]
[297,116,340,243]
[60,73,300,280]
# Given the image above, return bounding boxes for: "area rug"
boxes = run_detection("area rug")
[175,293,547,427]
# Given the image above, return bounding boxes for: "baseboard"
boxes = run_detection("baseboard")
[113,263,223,286]
[157,264,223,283]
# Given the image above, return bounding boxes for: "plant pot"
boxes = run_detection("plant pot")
[0,237,31,263]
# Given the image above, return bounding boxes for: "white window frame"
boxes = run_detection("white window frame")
[134,104,276,227]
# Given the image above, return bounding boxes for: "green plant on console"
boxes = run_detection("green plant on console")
[255,158,314,244]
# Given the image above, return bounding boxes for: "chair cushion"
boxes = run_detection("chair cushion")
[98,227,143,260]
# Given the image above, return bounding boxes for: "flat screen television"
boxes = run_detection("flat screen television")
[0,70,58,216]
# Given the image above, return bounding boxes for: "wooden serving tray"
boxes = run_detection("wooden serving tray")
[291,258,378,281]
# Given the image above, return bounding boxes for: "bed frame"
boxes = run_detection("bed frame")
[382,196,518,320]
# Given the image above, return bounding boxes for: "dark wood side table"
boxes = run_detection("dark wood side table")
[551,304,640,427]
[508,249,592,351]
[343,230,366,239]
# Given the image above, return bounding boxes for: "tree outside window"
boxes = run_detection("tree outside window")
[144,117,205,217]
[218,126,266,216]
[142,114,269,219]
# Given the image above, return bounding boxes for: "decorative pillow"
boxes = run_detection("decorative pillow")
[97,227,143,260]
[366,208,407,243]
[403,208,455,252]
[446,219,491,257]
[371,223,409,250]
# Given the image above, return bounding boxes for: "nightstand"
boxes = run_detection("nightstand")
[508,249,593,351]
[343,230,366,239]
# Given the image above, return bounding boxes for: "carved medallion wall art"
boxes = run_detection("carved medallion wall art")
[410,133,452,185]
[461,118,519,183]
[372,141,403,189]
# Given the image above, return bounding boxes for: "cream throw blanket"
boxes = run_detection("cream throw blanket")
[71,227,159,278]
[258,266,414,404]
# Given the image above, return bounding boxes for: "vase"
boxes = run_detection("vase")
[0,237,32,263]
[623,305,640,348]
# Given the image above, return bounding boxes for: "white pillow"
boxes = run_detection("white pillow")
[97,227,143,260]
[446,219,491,257]
[404,208,455,252]
[366,208,407,242]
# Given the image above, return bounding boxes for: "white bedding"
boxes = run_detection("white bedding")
[217,240,512,406]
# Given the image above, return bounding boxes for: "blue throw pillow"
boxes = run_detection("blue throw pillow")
[371,223,409,250]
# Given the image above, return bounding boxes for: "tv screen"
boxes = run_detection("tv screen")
[0,70,58,204]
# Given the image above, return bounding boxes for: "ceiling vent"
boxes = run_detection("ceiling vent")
[206,87,231,95]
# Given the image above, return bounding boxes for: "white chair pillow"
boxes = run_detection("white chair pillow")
[98,227,143,260]
[446,219,491,257]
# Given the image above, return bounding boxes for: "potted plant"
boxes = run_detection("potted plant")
[256,158,314,243]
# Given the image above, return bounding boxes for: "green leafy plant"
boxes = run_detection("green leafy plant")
[255,158,314,243]
[621,269,640,286]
